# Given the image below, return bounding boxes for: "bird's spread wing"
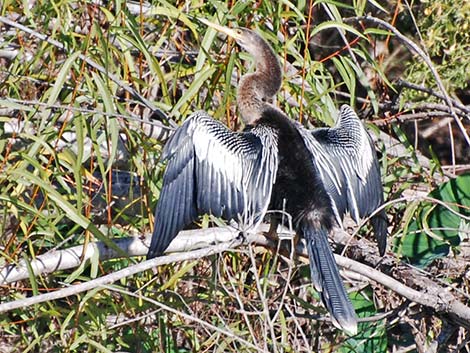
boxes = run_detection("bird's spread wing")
[299,105,387,254]
[147,111,279,258]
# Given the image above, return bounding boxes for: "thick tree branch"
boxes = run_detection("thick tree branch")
[0,227,238,284]
[0,232,244,313]
[2,225,470,327]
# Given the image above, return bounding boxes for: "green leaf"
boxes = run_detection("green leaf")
[159,261,198,291]
[146,4,198,38]
[73,116,85,210]
[396,173,470,267]
[46,51,81,107]
[363,28,394,36]
[331,56,356,104]
[0,99,36,112]
[341,291,387,352]
[309,21,367,41]
[170,66,216,116]
[9,169,125,256]
[24,254,40,296]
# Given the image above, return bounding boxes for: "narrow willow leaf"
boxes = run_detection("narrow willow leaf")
[322,2,343,21]
[368,0,389,14]
[159,261,198,291]
[92,72,115,114]
[63,257,88,284]
[280,0,306,19]
[89,242,99,279]
[354,0,367,16]
[121,15,171,106]
[342,55,379,113]
[332,56,357,105]
[24,254,39,296]
[11,169,89,229]
[60,310,76,343]
[0,99,35,111]
[73,116,85,210]
[171,67,216,116]
[422,204,445,242]
[10,170,124,255]
[196,18,219,73]
[0,196,43,221]
[364,28,394,36]
[46,51,81,107]
[314,0,355,10]
[401,199,420,238]
[146,5,198,38]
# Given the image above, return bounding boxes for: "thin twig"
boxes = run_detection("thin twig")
[374,111,451,126]
[396,80,470,115]
[347,16,470,148]
[247,244,279,352]
[105,284,268,353]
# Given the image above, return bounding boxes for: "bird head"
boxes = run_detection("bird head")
[199,19,274,63]
[199,19,282,125]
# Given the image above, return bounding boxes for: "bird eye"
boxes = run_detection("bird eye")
[236,29,243,35]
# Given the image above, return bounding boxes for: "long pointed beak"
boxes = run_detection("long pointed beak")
[199,18,242,40]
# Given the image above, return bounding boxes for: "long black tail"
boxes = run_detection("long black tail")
[303,226,358,334]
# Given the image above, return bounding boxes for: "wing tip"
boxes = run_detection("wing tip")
[339,104,356,117]
[147,230,167,259]
[372,211,388,256]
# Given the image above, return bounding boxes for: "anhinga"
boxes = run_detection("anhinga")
[147,19,387,334]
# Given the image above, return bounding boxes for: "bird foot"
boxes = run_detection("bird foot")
[264,221,279,242]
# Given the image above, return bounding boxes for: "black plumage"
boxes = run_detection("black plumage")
[147,20,387,334]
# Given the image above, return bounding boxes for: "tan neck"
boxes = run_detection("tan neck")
[237,40,282,125]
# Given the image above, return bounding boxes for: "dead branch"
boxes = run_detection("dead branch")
[346,15,470,148]
[0,227,239,285]
[0,234,243,314]
[1,224,470,327]
[396,80,470,116]
[374,111,451,126]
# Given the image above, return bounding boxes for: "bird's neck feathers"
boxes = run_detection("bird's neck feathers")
[237,41,283,126]
[237,74,265,125]
[237,76,286,126]
[234,30,284,126]
[254,39,282,97]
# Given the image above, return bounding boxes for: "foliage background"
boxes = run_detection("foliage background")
[0,0,469,352]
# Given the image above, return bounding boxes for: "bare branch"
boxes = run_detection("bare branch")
[0,233,243,313]
[346,15,470,148]
[0,227,239,284]
[396,80,470,116]
[374,111,451,126]
[2,224,470,327]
